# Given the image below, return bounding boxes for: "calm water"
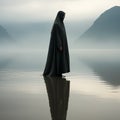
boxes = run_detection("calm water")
[0,49,120,120]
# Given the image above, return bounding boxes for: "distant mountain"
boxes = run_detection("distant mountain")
[80,6,120,41]
[0,25,11,42]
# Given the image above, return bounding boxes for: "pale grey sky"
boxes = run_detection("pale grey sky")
[0,0,120,22]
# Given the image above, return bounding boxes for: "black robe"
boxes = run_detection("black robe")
[43,11,70,76]
[44,76,70,120]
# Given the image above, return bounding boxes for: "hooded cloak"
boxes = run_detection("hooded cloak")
[43,11,70,76]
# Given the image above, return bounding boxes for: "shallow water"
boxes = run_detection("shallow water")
[0,49,120,120]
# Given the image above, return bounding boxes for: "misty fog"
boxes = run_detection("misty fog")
[1,21,120,51]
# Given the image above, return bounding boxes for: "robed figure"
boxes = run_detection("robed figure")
[44,76,70,120]
[43,11,70,76]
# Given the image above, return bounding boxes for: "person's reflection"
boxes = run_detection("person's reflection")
[43,76,70,120]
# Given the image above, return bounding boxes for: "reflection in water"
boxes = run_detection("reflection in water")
[44,76,70,120]
[84,61,120,86]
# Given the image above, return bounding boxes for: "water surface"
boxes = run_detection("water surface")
[0,49,120,120]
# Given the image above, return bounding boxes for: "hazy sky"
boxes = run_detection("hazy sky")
[0,0,120,22]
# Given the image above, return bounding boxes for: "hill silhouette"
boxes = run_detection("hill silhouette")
[0,25,11,42]
[80,6,120,41]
